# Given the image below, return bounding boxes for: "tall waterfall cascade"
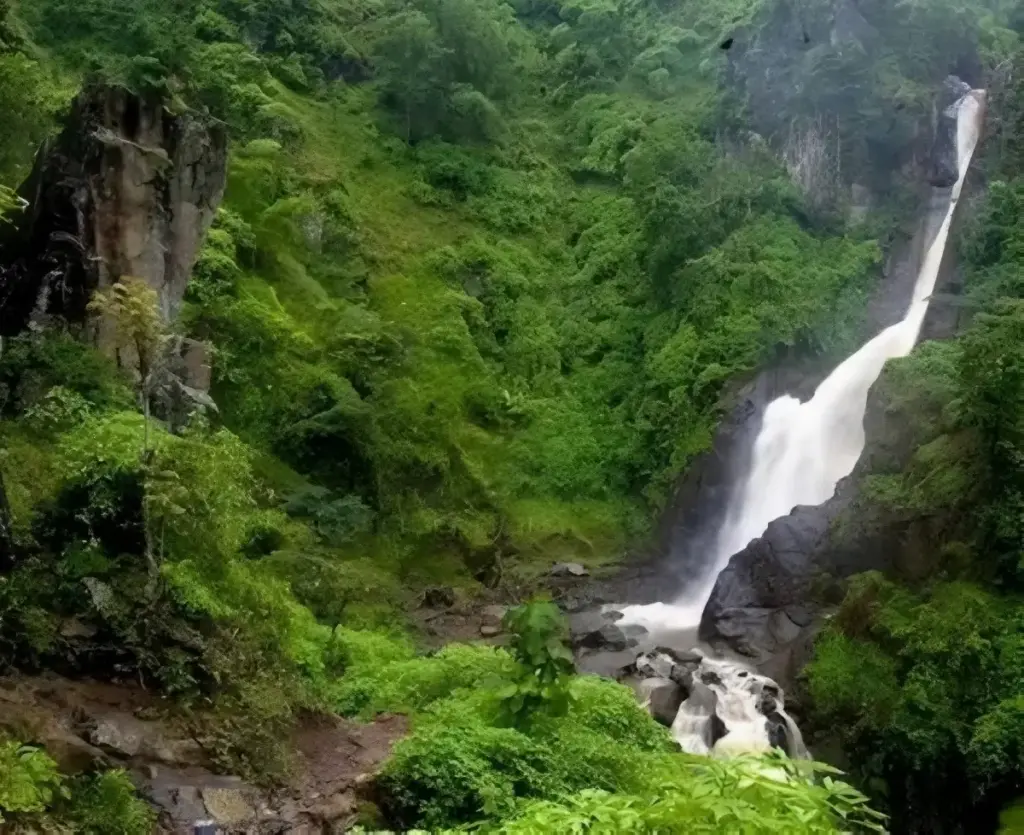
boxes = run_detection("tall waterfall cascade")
[620,90,985,753]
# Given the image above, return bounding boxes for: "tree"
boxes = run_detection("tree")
[88,277,168,591]
[498,601,575,727]
[370,0,520,141]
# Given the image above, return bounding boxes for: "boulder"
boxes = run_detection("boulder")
[591,623,628,651]
[621,623,649,647]
[636,651,675,681]
[88,712,207,767]
[576,649,637,679]
[550,562,589,578]
[479,624,501,638]
[570,609,641,653]
[480,605,507,628]
[568,610,607,645]
[638,678,684,727]
[202,787,255,826]
[89,714,149,758]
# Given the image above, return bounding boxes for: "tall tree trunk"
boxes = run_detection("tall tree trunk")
[0,467,15,571]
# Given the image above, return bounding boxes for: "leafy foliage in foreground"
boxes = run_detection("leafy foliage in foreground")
[495,755,885,834]
[0,739,153,833]
[332,616,880,833]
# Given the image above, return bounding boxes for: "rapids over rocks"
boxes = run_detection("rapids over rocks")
[614,88,986,756]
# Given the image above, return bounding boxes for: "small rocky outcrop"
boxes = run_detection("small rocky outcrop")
[632,650,807,757]
[0,84,227,336]
[631,649,703,728]
[569,608,649,678]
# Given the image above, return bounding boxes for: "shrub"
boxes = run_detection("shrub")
[498,601,575,727]
[496,754,886,834]
[64,770,155,835]
[0,741,63,820]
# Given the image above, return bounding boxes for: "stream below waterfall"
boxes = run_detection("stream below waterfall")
[618,88,986,754]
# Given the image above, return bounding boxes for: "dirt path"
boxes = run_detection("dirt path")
[0,673,408,833]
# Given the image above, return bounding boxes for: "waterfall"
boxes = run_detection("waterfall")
[619,90,984,757]
[620,89,985,637]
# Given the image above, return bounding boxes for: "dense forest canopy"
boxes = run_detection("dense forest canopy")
[0,0,1022,831]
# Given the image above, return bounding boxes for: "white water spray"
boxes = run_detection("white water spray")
[620,90,985,636]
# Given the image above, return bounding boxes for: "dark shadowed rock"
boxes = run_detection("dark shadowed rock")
[766,713,789,751]
[698,495,851,664]
[420,586,456,609]
[709,713,728,748]
[568,610,608,645]
[585,623,628,652]
[569,608,641,652]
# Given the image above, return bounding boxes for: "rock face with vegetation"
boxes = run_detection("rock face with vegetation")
[0,85,227,336]
[0,0,1020,832]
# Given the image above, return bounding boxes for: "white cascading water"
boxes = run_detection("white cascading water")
[672,654,808,759]
[620,90,985,753]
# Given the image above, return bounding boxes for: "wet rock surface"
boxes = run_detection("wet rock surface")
[569,608,650,679]
[628,649,806,757]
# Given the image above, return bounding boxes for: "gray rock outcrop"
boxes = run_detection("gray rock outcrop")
[0,84,227,336]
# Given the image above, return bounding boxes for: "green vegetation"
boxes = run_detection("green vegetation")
[0,739,153,833]
[0,0,1017,830]
[330,603,882,832]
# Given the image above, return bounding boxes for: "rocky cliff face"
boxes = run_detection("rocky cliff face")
[0,85,227,336]
[726,0,979,212]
